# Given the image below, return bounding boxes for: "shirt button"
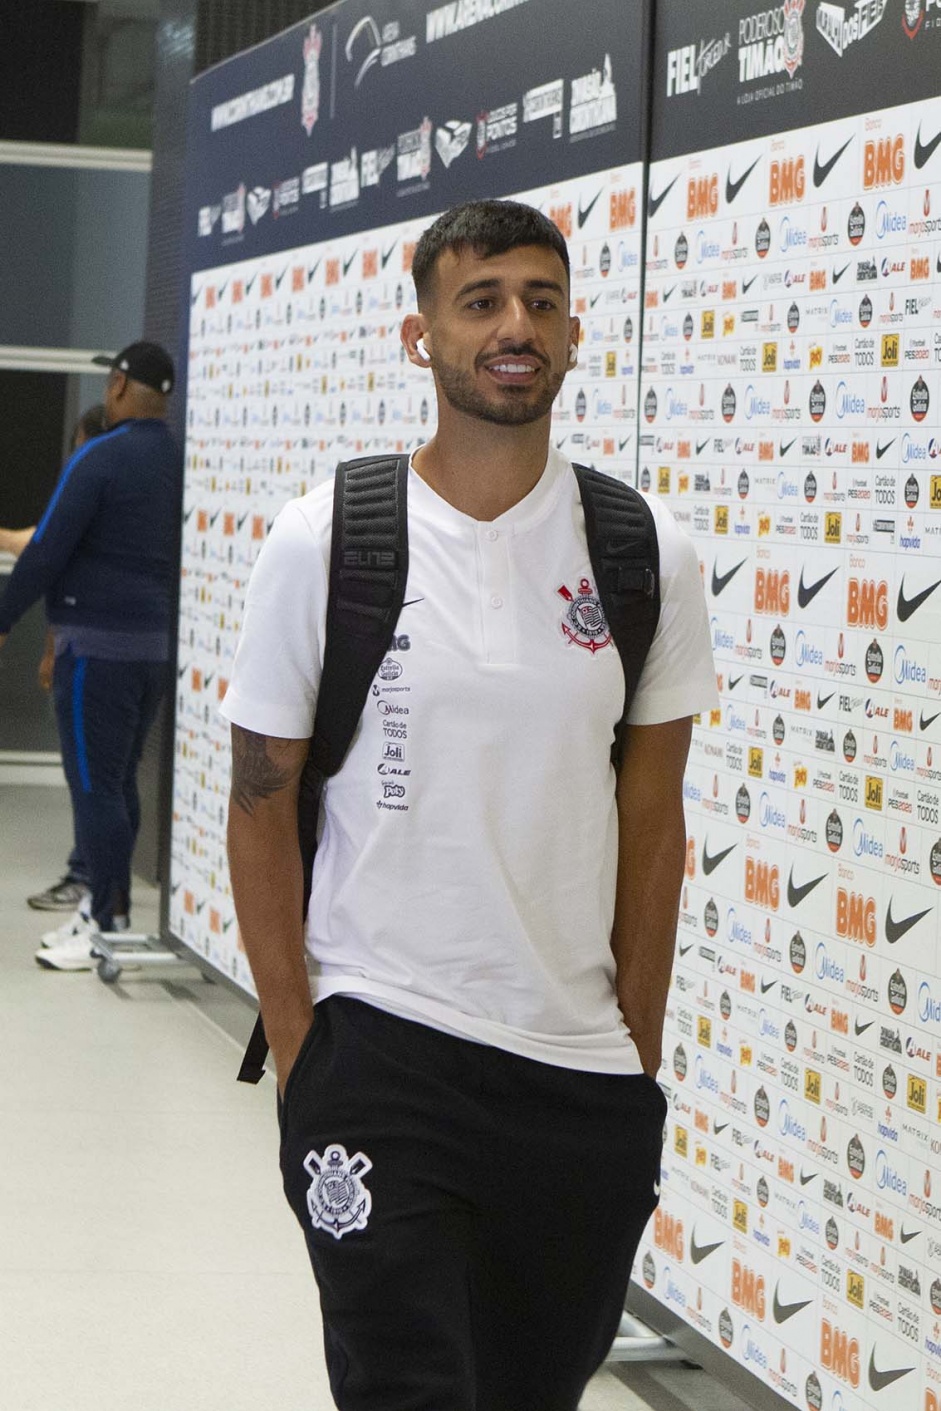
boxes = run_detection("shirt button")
[486,528,498,541]
[490,595,503,609]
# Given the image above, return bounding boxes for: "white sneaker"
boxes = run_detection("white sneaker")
[39,905,94,950]
[35,931,101,971]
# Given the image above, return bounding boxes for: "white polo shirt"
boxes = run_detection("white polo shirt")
[221,448,717,1073]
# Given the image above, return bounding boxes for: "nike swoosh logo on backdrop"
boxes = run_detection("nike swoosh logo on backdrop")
[342,251,358,276]
[307,258,322,281]
[920,711,941,731]
[728,675,743,690]
[713,1121,729,1135]
[773,1288,812,1324]
[798,567,838,609]
[818,692,835,710]
[900,1226,921,1244]
[275,268,288,289]
[702,842,736,875]
[876,439,895,460]
[799,1170,817,1186]
[578,190,603,228]
[696,439,711,455]
[381,244,397,269]
[679,942,694,957]
[590,292,603,308]
[712,559,747,596]
[788,868,827,908]
[855,1019,874,1036]
[813,136,853,188]
[914,123,941,170]
[690,1236,724,1265]
[760,979,777,994]
[648,174,679,220]
[779,438,796,457]
[619,437,632,453]
[868,1352,914,1394]
[742,275,758,294]
[885,901,932,944]
[663,285,677,302]
[726,157,760,205]
[897,576,941,622]
[832,262,851,284]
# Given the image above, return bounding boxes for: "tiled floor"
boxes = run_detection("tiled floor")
[0,784,746,1411]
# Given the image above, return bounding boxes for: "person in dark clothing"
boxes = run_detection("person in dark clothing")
[0,342,182,969]
[0,404,108,911]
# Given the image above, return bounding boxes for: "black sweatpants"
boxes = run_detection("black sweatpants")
[278,996,667,1411]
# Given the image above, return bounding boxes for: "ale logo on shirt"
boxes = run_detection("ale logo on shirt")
[557,577,612,653]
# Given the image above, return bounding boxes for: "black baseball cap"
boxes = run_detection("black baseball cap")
[92,341,175,395]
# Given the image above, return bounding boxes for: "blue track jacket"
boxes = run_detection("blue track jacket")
[0,418,182,638]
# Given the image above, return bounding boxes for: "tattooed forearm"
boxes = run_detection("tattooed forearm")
[230,726,299,816]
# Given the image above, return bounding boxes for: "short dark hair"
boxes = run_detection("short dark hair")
[412,199,570,306]
[70,404,107,452]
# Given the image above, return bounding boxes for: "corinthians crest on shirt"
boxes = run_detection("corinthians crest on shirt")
[558,577,612,653]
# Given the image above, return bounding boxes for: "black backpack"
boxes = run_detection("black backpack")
[237,453,660,1082]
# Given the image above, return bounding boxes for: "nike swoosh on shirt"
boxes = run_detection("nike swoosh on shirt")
[702,842,736,876]
[402,598,425,608]
[920,710,941,732]
[876,439,895,460]
[648,174,679,220]
[773,1287,812,1324]
[885,900,932,944]
[711,559,746,596]
[578,190,603,228]
[779,438,796,457]
[787,868,827,908]
[897,576,941,622]
[813,136,853,189]
[832,262,851,285]
[798,567,838,609]
[726,157,761,205]
[854,1018,874,1036]
[690,1235,724,1265]
[868,1351,914,1394]
[914,122,941,170]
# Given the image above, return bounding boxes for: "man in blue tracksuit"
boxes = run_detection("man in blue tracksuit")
[0,341,182,969]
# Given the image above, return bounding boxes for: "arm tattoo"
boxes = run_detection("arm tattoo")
[230,727,295,817]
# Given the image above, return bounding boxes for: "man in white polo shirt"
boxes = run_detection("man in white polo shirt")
[223,200,717,1411]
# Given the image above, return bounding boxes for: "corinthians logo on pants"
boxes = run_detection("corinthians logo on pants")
[304,1143,373,1239]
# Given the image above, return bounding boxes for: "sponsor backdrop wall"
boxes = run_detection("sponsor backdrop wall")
[169,2,646,979]
[635,4,941,1411]
[170,1,941,1407]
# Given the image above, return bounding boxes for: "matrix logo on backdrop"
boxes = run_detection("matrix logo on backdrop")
[816,0,888,56]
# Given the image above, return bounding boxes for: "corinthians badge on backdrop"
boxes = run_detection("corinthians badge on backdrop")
[558,578,612,653]
[304,1143,373,1239]
[301,23,322,135]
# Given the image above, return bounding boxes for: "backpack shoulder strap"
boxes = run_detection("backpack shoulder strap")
[237,454,409,1085]
[573,464,661,764]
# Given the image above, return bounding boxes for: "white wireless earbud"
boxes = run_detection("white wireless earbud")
[416,338,431,362]
[569,344,579,365]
